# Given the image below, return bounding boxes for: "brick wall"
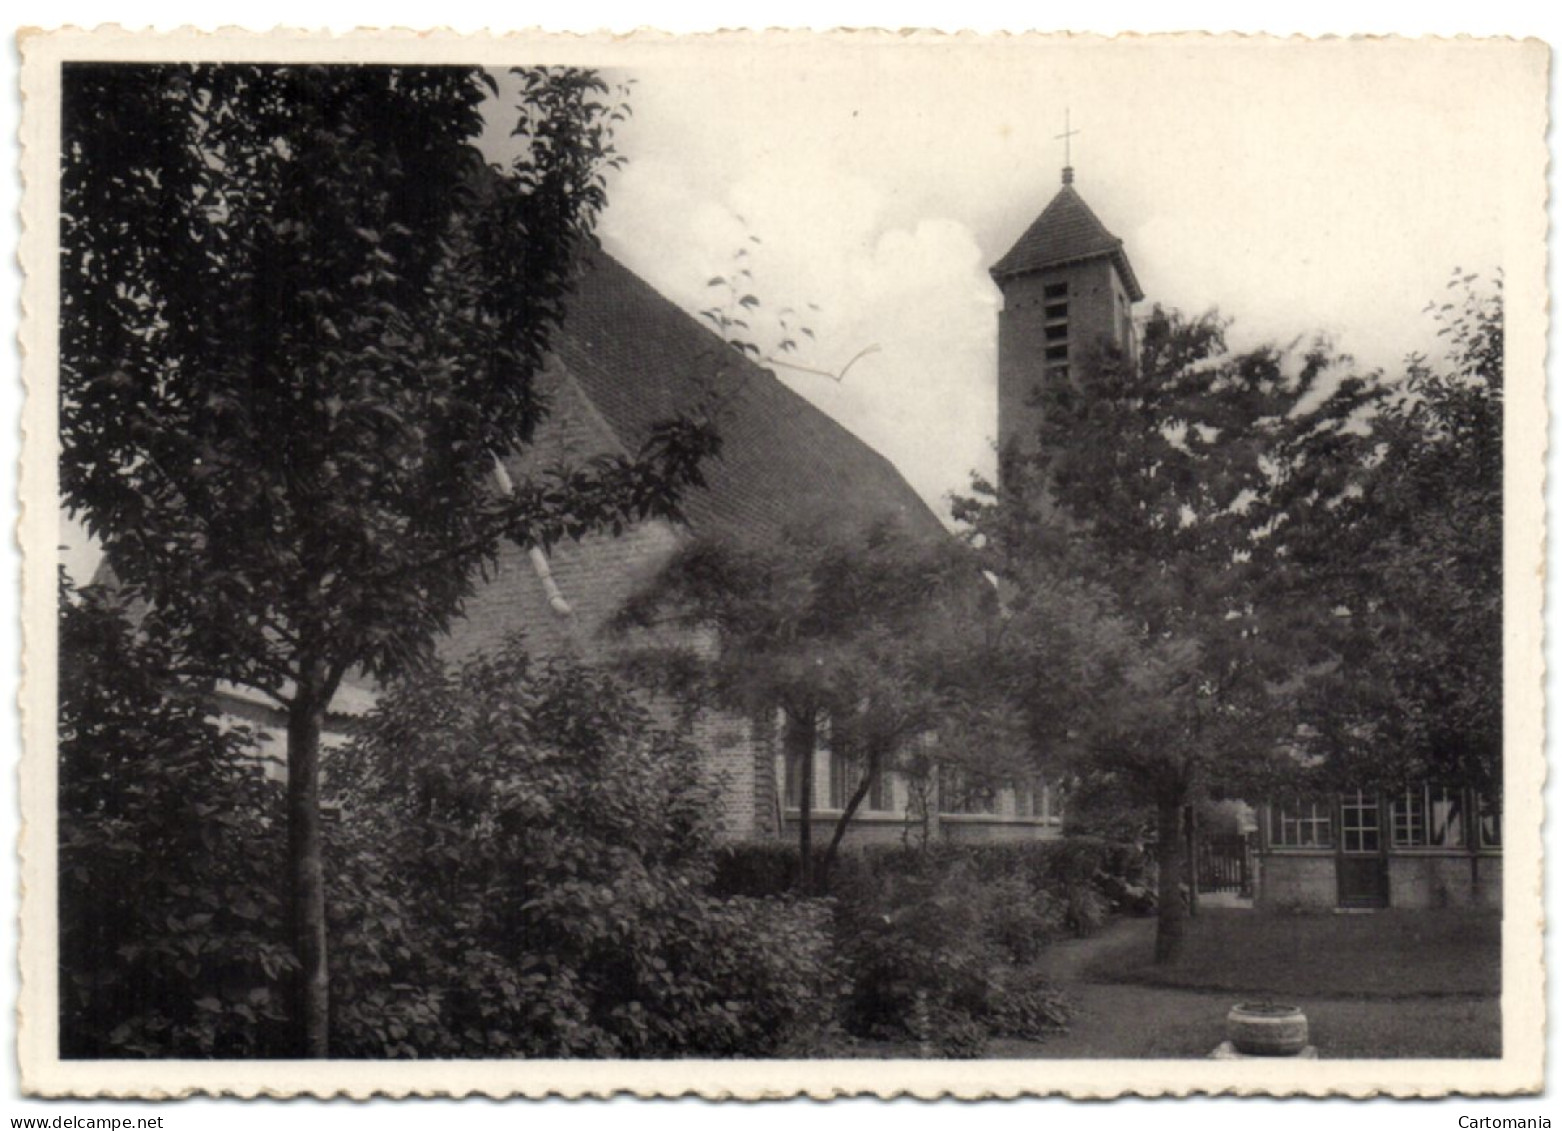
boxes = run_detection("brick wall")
[1387,855,1503,909]
[940,816,1063,844]
[1255,852,1337,910]
[444,356,687,663]
[1258,852,1503,910]
[681,709,770,842]
[996,257,1134,459]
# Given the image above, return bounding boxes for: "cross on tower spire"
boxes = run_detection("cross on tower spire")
[1055,108,1080,185]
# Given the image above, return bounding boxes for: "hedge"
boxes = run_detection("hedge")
[711,836,1151,935]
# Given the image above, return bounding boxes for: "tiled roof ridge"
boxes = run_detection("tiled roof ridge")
[555,249,949,541]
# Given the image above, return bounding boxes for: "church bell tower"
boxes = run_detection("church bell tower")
[990,156,1143,463]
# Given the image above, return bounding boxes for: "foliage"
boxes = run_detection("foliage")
[830,856,1073,1053]
[58,578,293,1057]
[61,63,716,693]
[991,964,1077,1040]
[61,62,719,1052]
[956,307,1387,960]
[981,875,1068,965]
[325,642,837,1057]
[710,842,834,899]
[616,518,999,890]
[1060,770,1156,843]
[712,836,1132,936]
[831,860,1004,1050]
[1276,273,1503,794]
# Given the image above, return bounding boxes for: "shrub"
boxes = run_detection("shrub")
[928,1008,991,1059]
[831,859,1004,1044]
[327,642,839,1057]
[828,857,1077,1050]
[984,876,1067,965]
[658,896,840,1056]
[712,841,829,898]
[57,582,294,1058]
[714,837,1135,937]
[991,964,1074,1040]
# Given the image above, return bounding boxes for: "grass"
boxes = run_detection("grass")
[811,909,1504,1058]
[1084,908,1501,999]
[988,985,1500,1059]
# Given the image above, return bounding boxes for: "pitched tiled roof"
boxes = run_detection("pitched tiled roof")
[104,247,952,700]
[426,250,951,669]
[990,182,1144,301]
[551,250,948,543]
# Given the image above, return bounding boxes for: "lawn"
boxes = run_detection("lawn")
[1084,908,1501,999]
[819,910,1504,1058]
[988,909,1504,1058]
[989,984,1500,1059]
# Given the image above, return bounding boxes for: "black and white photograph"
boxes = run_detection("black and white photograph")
[15,27,1548,1100]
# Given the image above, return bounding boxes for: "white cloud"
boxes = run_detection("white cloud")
[601,150,999,521]
[531,41,1524,524]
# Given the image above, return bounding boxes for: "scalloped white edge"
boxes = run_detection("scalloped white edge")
[14,25,1551,1099]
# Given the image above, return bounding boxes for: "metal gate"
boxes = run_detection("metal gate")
[1198,833,1251,895]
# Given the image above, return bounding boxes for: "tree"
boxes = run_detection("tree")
[615,519,992,892]
[958,309,1383,961]
[1273,273,1503,796]
[60,64,719,1055]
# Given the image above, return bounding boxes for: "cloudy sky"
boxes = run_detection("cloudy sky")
[57,37,1542,579]
[483,37,1540,522]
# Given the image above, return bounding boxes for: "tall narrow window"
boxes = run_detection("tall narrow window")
[1478,793,1502,849]
[1340,791,1381,853]
[1013,778,1051,819]
[1427,785,1465,848]
[1391,789,1426,847]
[783,742,804,809]
[782,712,827,810]
[827,749,852,810]
[868,766,891,812]
[1043,279,1069,373]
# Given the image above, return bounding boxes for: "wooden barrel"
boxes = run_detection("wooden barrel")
[1226,1003,1309,1056]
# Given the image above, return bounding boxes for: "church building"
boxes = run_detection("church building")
[220,242,1068,846]
[233,162,1152,847]
[210,142,1503,892]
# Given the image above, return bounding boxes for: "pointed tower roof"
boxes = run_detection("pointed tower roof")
[990,169,1143,301]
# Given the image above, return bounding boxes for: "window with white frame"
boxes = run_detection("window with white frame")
[1391,785,1466,849]
[1429,788,1466,848]
[1268,800,1333,848]
[1390,788,1425,846]
[1340,790,1381,853]
[1399,787,1468,849]
[1478,793,1501,849]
